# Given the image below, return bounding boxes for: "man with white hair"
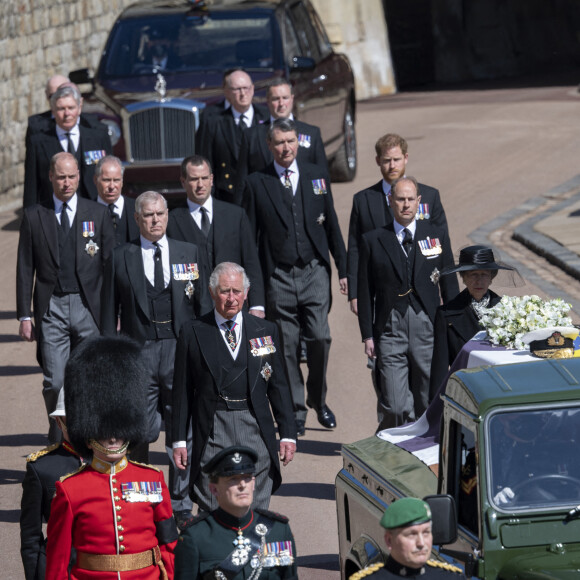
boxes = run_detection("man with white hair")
[24,83,112,207]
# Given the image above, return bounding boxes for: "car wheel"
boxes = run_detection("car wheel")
[330,104,357,182]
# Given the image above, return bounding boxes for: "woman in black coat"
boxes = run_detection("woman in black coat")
[429,245,518,400]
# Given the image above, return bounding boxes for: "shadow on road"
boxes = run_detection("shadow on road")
[1,209,21,231]
[297,438,341,456]
[0,433,47,448]
[0,310,17,320]
[276,482,335,500]
[297,553,340,571]
[0,467,24,486]
[0,334,22,343]
[0,365,42,377]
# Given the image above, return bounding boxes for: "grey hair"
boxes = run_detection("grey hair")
[135,191,167,214]
[95,155,125,178]
[209,262,250,293]
[267,118,297,142]
[391,176,419,197]
[50,84,82,108]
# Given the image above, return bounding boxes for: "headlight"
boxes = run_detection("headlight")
[100,119,122,146]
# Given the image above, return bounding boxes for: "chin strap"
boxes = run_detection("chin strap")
[89,439,130,456]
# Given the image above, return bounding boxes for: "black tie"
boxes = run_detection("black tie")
[65,132,75,155]
[224,320,237,351]
[153,242,164,291]
[283,169,292,191]
[199,206,210,238]
[60,202,70,236]
[108,203,117,229]
[402,228,413,257]
[239,114,247,131]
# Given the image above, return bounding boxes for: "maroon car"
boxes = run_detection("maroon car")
[71,0,357,203]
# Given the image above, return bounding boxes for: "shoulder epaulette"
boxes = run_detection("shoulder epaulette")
[349,562,384,579]
[181,510,211,532]
[128,459,161,472]
[60,462,88,481]
[426,560,464,573]
[255,508,289,523]
[26,442,60,463]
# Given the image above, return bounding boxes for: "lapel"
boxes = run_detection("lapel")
[195,314,235,390]
[366,181,391,229]
[257,124,271,165]
[125,241,149,318]
[412,220,438,282]
[168,239,193,315]
[38,202,60,265]
[297,164,314,219]
[219,110,239,159]
[243,312,269,394]
[377,224,405,282]
[262,164,292,229]
[74,198,91,262]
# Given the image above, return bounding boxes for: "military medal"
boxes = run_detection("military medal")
[249,336,276,356]
[84,149,106,166]
[172,263,199,281]
[185,280,194,299]
[261,362,273,382]
[82,221,95,238]
[416,203,430,220]
[311,178,327,195]
[121,481,163,503]
[231,529,251,565]
[316,213,326,225]
[298,133,311,148]
[85,240,99,257]
[418,237,442,257]
[430,268,440,285]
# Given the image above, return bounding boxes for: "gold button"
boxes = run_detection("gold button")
[112,479,117,483]
[114,496,120,502]
[228,185,233,190]
[225,173,230,179]
[113,488,118,493]
[119,535,124,541]
[119,545,125,552]
[221,162,226,168]
[116,505,121,511]
[117,525,124,532]
[117,515,122,522]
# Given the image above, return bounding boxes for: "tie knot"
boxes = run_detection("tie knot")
[403,228,413,242]
[224,320,235,330]
[62,202,68,210]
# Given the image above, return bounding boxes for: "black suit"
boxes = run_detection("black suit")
[347,180,448,301]
[167,198,265,308]
[358,221,458,429]
[23,124,112,208]
[196,105,269,203]
[16,196,115,439]
[242,162,347,421]
[429,288,501,399]
[172,311,296,508]
[26,111,108,141]
[100,238,210,343]
[236,119,327,203]
[99,195,140,247]
[20,443,82,580]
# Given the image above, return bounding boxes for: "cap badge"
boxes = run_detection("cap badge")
[232,452,242,464]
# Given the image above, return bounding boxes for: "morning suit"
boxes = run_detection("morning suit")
[429,288,501,400]
[23,123,112,208]
[242,162,347,421]
[347,179,448,301]
[357,220,458,429]
[236,119,327,203]
[20,441,82,580]
[98,195,140,246]
[172,311,296,511]
[101,236,211,511]
[16,197,115,437]
[167,198,265,309]
[196,104,269,203]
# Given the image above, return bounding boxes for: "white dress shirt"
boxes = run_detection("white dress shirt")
[273,160,299,195]
[140,234,170,287]
[97,195,125,219]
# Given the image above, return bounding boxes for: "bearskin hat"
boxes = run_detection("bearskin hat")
[64,335,148,458]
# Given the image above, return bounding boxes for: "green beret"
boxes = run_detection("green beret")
[380,498,432,529]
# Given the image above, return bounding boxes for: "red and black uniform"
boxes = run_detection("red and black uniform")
[46,455,178,579]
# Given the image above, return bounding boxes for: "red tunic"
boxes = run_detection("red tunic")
[46,455,176,579]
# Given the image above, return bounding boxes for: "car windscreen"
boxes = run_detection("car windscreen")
[100,12,282,79]
[486,406,580,512]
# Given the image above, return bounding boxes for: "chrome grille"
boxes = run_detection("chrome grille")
[123,99,202,163]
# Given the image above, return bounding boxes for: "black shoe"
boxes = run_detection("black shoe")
[174,509,194,531]
[315,405,336,429]
[295,419,306,437]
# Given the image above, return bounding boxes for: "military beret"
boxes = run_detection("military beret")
[380,498,432,529]
[203,446,258,478]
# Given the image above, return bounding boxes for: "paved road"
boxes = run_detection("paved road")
[2,78,580,579]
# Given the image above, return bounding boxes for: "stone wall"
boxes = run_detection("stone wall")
[0,0,394,209]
